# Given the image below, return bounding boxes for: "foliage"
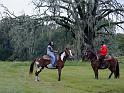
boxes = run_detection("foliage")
[32,0,124,54]
[1,0,124,60]
[116,33,124,55]
[94,23,119,56]
[0,15,124,60]
[0,15,75,60]
[0,18,13,60]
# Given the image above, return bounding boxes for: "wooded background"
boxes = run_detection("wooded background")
[0,0,124,61]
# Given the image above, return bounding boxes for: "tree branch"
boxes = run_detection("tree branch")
[97,9,124,20]
[97,21,124,31]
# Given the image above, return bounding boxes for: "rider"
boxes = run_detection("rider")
[99,41,108,68]
[47,41,56,68]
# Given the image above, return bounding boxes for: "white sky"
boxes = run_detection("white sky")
[0,0,124,16]
[0,0,34,16]
[118,0,124,4]
[0,0,124,33]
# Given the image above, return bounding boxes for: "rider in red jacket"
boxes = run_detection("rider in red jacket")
[99,41,108,67]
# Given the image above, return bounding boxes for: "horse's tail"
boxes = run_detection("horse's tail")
[115,60,120,78]
[29,59,35,74]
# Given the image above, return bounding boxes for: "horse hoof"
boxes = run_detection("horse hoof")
[35,80,38,82]
[35,79,39,82]
[95,78,98,80]
[35,76,40,81]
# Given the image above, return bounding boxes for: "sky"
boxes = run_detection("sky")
[0,0,34,16]
[0,0,124,33]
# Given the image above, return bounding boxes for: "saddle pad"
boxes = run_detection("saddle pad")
[105,56,112,61]
[43,55,50,60]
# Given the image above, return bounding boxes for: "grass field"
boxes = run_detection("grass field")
[0,57,124,93]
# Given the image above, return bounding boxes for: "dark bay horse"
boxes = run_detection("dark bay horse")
[83,49,120,79]
[29,48,73,81]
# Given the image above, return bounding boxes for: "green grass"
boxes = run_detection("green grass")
[0,57,124,93]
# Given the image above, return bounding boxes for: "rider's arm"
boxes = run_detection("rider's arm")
[48,46,54,52]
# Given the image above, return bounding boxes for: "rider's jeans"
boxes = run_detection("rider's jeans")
[48,52,56,66]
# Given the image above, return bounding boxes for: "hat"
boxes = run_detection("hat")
[49,41,54,46]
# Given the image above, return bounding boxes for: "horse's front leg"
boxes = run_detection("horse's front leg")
[92,67,98,79]
[58,67,62,81]
[95,70,98,79]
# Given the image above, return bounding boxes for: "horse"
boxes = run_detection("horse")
[29,48,73,81]
[83,49,120,79]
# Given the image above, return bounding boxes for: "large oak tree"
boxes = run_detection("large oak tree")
[32,0,124,54]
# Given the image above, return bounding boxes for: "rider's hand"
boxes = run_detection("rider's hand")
[54,50,58,53]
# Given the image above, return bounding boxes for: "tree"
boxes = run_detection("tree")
[116,33,124,55]
[0,18,13,60]
[8,15,42,60]
[32,0,124,56]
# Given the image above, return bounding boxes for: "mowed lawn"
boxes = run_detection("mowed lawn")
[0,57,124,93]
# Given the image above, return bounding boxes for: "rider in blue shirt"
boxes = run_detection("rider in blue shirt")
[47,41,56,68]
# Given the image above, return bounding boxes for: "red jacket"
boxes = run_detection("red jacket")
[100,44,108,56]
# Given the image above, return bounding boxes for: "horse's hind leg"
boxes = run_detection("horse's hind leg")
[35,66,44,81]
[114,70,117,79]
[108,71,113,79]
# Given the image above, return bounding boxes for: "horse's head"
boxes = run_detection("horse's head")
[83,49,96,60]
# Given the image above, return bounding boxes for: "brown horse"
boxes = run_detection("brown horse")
[29,48,73,81]
[83,49,120,79]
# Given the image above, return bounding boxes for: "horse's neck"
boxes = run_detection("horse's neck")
[60,51,67,62]
[90,52,97,61]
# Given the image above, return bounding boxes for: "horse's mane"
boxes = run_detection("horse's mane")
[90,50,96,55]
[59,51,64,56]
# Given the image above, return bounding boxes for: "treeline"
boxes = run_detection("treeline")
[0,15,74,61]
[0,15,124,61]
[116,33,124,55]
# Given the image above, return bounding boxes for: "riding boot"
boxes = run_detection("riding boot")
[101,60,105,68]
[99,55,105,68]
[47,64,56,69]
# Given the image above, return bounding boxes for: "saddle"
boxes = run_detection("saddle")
[43,54,59,68]
[97,55,112,62]
[97,55,112,68]
[43,55,50,60]
[43,55,59,61]
[104,55,112,61]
